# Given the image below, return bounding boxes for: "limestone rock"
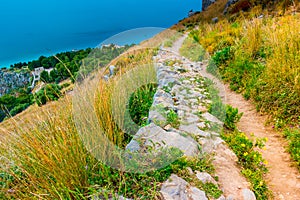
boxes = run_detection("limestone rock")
[202,112,223,125]
[179,124,211,138]
[152,89,174,109]
[217,195,226,200]
[0,69,30,96]
[212,17,219,23]
[148,110,168,127]
[242,189,256,200]
[182,113,200,124]
[129,123,199,157]
[200,137,224,153]
[160,174,208,200]
[126,139,141,152]
[195,171,218,185]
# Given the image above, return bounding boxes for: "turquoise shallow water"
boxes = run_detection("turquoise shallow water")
[0,0,201,68]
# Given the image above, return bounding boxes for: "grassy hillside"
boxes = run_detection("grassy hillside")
[1,1,300,199]
[1,33,220,199]
[179,0,300,168]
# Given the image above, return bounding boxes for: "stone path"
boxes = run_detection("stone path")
[126,36,255,199]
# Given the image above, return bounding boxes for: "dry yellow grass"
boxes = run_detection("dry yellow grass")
[0,29,173,198]
[0,96,90,198]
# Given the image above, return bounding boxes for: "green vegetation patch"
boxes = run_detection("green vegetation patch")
[284,128,300,170]
[222,106,271,200]
[128,83,157,127]
[180,34,206,62]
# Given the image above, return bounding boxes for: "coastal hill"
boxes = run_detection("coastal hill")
[1,0,300,199]
[0,45,131,122]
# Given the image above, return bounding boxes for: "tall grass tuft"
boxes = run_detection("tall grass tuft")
[258,15,300,124]
[0,98,90,199]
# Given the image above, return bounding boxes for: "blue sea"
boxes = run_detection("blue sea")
[0,0,201,68]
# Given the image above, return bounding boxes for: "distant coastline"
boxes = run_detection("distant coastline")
[0,36,106,69]
[0,28,164,69]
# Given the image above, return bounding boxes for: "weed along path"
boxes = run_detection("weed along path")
[172,34,300,199]
[193,41,300,199]
[224,85,300,200]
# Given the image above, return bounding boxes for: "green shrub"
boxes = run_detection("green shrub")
[204,78,226,122]
[284,128,300,169]
[9,103,30,116]
[34,84,62,106]
[128,83,157,126]
[167,110,180,128]
[86,155,216,199]
[212,46,232,67]
[222,130,270,199]
[225,105,243,130]
[40,71,52,83]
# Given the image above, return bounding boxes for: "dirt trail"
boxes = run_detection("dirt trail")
[225,85,300,200]
[199,61,300,199]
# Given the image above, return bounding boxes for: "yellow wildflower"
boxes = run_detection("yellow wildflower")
[243,152,249,156]
[241,144,246,147]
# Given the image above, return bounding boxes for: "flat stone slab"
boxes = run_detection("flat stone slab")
[242,189,256,200]
[182,113,200,124]
[202,112,223,125]
[127,123,199,157]
[179,124,211,138]
[196,171,218,185]
[148,110,168,127]
[160,174,208,200]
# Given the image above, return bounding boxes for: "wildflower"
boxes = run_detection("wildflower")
[241,143,246,147]
[263,160,268,165]
[243,152,249,156]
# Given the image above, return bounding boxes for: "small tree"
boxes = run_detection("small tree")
[40,71,51,83]
[35,84,61,106]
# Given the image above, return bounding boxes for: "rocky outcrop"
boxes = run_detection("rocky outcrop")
[126,123,200,157]
[0,69,31,96]
[202,0,216,11]
[160,174,208,200]
[223,0,251,14]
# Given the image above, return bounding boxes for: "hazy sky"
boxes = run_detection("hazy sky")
[0,0,201,67]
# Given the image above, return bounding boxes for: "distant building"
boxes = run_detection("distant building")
[101,44,125,49]
[30,67,53,89]
[33,67,45,79]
